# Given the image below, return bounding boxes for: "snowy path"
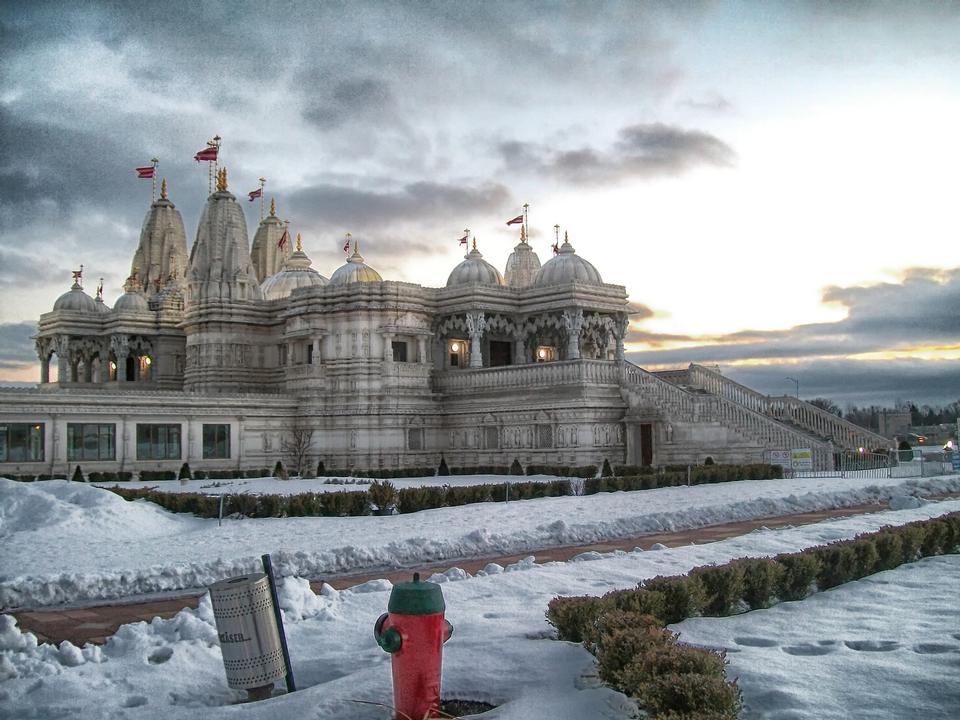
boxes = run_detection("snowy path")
[1,500,957,720]
[3,474,960,608]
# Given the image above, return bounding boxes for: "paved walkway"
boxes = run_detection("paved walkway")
[11,497,951,646]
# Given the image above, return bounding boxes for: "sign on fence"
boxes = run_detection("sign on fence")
[767,450,792,469]
[791,448,814,472]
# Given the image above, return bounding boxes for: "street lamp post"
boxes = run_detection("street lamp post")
[785,376,799,398]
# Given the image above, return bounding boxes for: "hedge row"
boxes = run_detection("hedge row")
[106,478,576,518]
[546,512,960,719]
[582,463,783,495]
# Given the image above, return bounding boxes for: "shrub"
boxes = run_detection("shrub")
[814,543,859,590]
[601,459,613,477]
[546,595,604,643]
[629,669,741,719]
[368,480,398,513]
[692,563,746,616]
[509,457,524,475]
[178,463,192,481]
[71,465,84,482]
[872,530,905,571]
[734,558,785,610]
[897,524,925,562]
[437,455,450,476]
[777,552,820,600]
[643,575,706,624]
[920,520,949,557]
[703,456,715,465]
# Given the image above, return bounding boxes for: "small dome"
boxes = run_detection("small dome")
[94,295,112,313]
[113,289,150,313]
[447,242,504,287]
[261,239,329,300]
[53,282,98,313]
[330,243,382,286]
[534,234,603,286]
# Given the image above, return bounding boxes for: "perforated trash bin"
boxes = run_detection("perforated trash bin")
[209,573,286,693]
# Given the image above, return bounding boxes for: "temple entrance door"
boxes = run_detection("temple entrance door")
[489,340,512,367]
[640,423,653,466]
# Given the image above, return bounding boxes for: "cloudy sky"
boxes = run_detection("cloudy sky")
[1,1,958,407]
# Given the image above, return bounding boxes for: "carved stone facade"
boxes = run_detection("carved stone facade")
[0,182,885,476]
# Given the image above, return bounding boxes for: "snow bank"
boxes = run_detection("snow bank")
[3,474,959,608]
[1,501,957,720]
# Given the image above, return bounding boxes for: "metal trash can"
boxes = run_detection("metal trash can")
[209,573,286,695]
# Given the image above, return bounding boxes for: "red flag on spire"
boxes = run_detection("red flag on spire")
[506,214,523,226]
[135,166,155,179]
[277,228,289,249]
[551,241,559,255]
[194,146,218,162]
[457,232,468,246]
[343,237,351,253]
[248,188,262,202]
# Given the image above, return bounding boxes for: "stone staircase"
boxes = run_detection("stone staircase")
[621,361,840,470]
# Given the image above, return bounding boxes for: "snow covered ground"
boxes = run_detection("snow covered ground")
[674,555,960,720]
[1,500,957,719]
[3,473,960,608]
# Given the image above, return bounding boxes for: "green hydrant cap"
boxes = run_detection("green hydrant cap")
[388,572,446,615]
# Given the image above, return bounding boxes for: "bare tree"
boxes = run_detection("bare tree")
[281,427,314,478]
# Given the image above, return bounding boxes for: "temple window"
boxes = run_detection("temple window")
[489,340,511,367]
[407,427,424,450]
[536,345,557,362]
[136,423,181,460]
[392,340,409,363]
[202,424,231,459]
[448,339,466,368]
[139,356,152,381]
[0,423,44,462]
[67,423,115,461]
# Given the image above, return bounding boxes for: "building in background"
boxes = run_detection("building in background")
[0,171,888,478]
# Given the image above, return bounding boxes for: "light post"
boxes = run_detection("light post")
[785,376,799,398]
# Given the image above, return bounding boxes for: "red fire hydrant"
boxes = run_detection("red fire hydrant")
[374,572,454,719]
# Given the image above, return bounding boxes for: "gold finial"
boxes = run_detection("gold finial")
[296,233,302,252]
[520,225,527,244]
[216,167,228,192]
[160,178,168,200]
[472,237,477,251]
[270,197,276,216]
[564,230,569,243]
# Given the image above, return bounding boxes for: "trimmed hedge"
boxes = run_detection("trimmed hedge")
[546,512,960,718]
[525,464,598,478]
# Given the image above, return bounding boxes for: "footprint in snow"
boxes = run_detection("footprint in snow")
[148,647,174,664]
[734,637,778,647]
[844,640,900,652]
[121,696,148,708]
[482,612,506,619]
[781,643,835,656]
[913,643,959,655]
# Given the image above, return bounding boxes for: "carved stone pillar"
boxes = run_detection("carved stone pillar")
[383,333,394,362]
[615,314,628,361]
[111,336,130,382]
[54,336,70,383]
[466,311,486,368]
[417,337,428,364]
[312,337,322,364]
[563,309,584,360]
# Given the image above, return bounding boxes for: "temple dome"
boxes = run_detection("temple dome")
[53,282,98,313]
[330,243,382,286]
[261,236,329,300]
[113,289,150,313]
[534,234,603,286]
[447,242,504,287]
[94,294,112,313]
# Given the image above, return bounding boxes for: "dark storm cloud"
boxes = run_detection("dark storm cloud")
[627,267,960,366]
[0,323,37,370]
[724,359,960,409]
[0,251,52,289]
[303,78,399,130]
[286,180,512,231]
[498,123,735,185]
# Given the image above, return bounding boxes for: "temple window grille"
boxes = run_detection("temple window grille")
[0,423,44,462]
[202,424,231,459]
[136,424,181,460]
[67,423,115,461]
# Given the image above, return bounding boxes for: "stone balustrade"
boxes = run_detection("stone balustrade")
[688,363,888,452]
[433,359,619,394]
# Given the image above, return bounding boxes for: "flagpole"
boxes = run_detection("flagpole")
[151,158,159,202]
[259,177,266,221]
[523,203,529,243]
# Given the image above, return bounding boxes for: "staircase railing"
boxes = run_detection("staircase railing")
[687,364,889,451]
